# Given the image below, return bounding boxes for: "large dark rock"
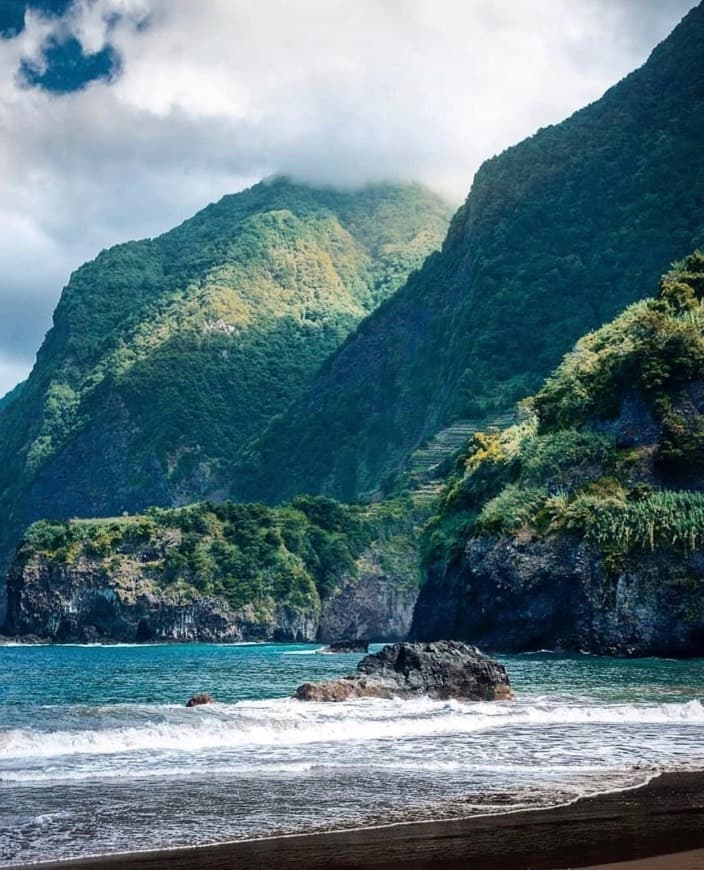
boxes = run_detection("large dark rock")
[295,640,513,702]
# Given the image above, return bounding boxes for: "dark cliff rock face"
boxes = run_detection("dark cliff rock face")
[413,537,704,657]
[4,555,317,643]
[412,250,704,658]
[5,550,416,645]
[295,640,513,701]
[318,561,417,643]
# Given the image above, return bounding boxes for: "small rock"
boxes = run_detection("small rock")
[323,639,369,654]
[186,693,215,707]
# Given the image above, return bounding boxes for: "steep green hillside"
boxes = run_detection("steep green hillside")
[0,178,450,601]
[413,252,704,655]
[0,381,24,414]
[241,3,704,504]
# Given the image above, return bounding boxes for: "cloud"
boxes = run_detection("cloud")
[0,0,696,394]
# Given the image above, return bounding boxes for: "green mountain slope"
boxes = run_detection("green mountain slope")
[0,381,25,415]
[240,2,704,504]
[412,252,704,655]
[0,178,450,608]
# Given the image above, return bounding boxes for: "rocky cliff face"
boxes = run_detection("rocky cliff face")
[4,532,419,644]
[4,553,318,643]
[412,537,704,656]
[412,255,704,656]
[318,546,419,643]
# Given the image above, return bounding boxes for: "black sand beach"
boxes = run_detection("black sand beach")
[14,771,704,870]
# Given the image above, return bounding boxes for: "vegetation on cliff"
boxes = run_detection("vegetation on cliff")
[15,494,425,619]
[241,4,704,503]
[423,252,704,572]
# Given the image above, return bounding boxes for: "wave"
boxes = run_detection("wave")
[2,697,703,762]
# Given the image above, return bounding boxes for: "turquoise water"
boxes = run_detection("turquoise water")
[2,643,704,866]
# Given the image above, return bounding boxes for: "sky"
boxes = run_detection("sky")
[0,0,697,395]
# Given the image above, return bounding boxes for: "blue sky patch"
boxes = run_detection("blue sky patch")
[19,34,121,93]
[0,0,72,38]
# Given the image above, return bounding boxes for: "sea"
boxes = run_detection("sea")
[1,642,704,866]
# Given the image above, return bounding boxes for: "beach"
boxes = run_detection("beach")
[3,645,704,868]
[14,771,704,870]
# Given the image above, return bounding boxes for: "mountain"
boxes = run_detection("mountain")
[0,178,450,618]
[412,251,704,655]
[240,3,704,504]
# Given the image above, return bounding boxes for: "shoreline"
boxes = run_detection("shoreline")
[9,771,704,870]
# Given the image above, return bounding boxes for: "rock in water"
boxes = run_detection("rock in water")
[323,639,369,654]
[295,640,513,702]
[186,693,215,707]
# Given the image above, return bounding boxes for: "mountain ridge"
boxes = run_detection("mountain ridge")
[239,2,704,504]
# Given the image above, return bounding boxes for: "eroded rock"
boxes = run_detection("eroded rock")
[323,639,369,654]
[295,640,513,702]
[186,693,215,707]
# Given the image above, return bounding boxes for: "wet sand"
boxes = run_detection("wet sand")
[13,771,704,870]
[583,848,704,869]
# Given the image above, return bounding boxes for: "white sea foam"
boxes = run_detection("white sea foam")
[2,697,703,762]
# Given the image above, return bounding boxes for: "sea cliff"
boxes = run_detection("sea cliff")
[3,497,423,643]
[413,253,704,656]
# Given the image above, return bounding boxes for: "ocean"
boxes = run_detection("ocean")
[1,642,703,866]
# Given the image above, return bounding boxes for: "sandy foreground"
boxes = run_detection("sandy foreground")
[11,771,704,870]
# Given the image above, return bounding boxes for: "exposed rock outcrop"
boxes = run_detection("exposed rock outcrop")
[4,545,417,645]
[4,553,316,643]
[294,640,513,701]
[412,537,704,657]
[186,693,215,707]
[410,251,704,658]
[317,548,419,643]
[324,639,369,653]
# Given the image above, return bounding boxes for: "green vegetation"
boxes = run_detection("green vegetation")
[533,254,704,432]
[18,492,430,614]
[242,5,704,503]
[21,497,374,612]
[424,252,704,570]
[0,178,450,578]
[0,381,25,415]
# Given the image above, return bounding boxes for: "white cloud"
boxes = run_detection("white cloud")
[0,0,695,394]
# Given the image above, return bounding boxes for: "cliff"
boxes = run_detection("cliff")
[4,496,426,643]
[412,252,704,656]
